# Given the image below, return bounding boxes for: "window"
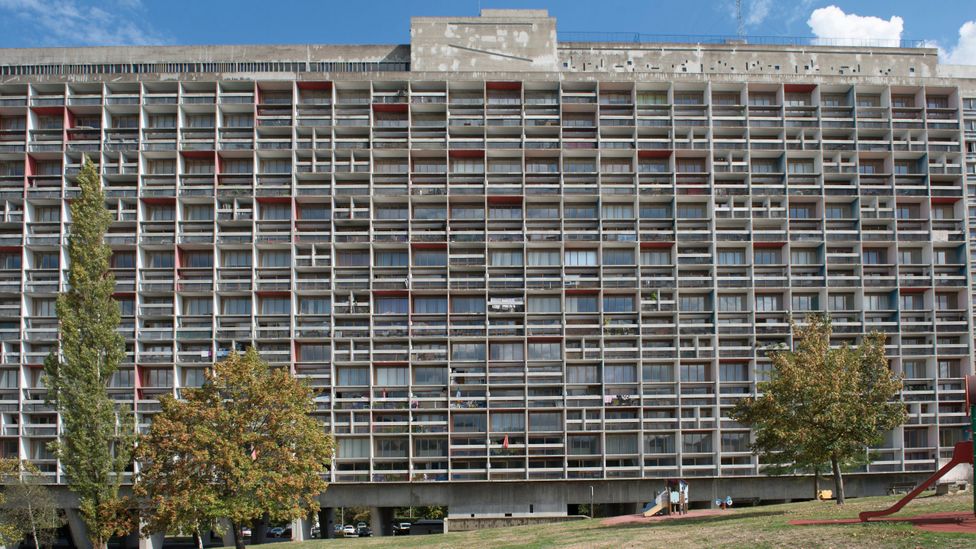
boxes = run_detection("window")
[528,342,560,360]
[489,343,523,361]
[721,432,749,452]
[184,204,213,221]
[299,297,329,314]
[569,435,600,455]
[605,434,638,454]
[182,297,212,316]
[489,206,521,220]
[935,293,957,310]
[602,204,633,219]
[336,367,368,386]
[221,158,251,174]
[491,412,525,432]
[720,363,748,382]
[679,295,706,312]
[902,360,926,379]
[185,114,214,128]
[375,206,407,220]
[938,360,961,378]
[564,205,596,219]
[828,294,852,311]
[717,250,745,265]
[790,249,817,264]
[718,295,744,312]
[260,250,290,267]
[34,252,58,270]
[451,297,485,314]
[413,206,446,220]
[452,414,486,433]
[603,295,634,313]
[146,252,174,269]
[566,295,597,313]
[568,365,598,384]
[146,205,175,221]
[414,297,447,314]
[565,250,597,266]
[221,250,251,268]
[755,295,782,312]
[298,203,329,220]
[641,250,671,265]
[182,251,212,268]
[414,438,447,457]
[32,298,56,317]
[0,253,20,270]
[602,249,634,266]
[527,250,560,266]
[526,206,558,219]
[683,432,713,453]
[490,250,523,266]
[375,251,407,267]
[529,412,561,432]
[789,204,814,219]
[791,294,818,311]
[788,160,815,174]
[898,249,921,265]
[527,296,559,314]
[34,206,59,222]
[645,433,675,454]
[754,249,781,265]
[222,297,251,315]
[900,294,923,311]
[223,113,253,128]
[864,294,891,311]
[640,205,671,218]
[451,206,484,220]
[260,203,290,220]
[298,344,329,362]
[676,204,705,218]
[118,298,134,316]
[643,364,673,382]
[414,367,447,385]
[605,364,637,383]
[376,297,408,314]
[824,205,850,219]
[413,250,446,267]
[680,364,708,382]
[338,438,369,459]
[376,366,409,386]
[862,249,886,265]
[451,343,485,361]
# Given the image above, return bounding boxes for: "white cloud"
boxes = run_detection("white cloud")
[807,5,904,46]
[745,0,773,27]
[0,0,169,46]
[942,21,976,65]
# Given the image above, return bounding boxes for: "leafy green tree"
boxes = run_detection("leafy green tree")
[134,349,335,549]
[731,315,906,504]
[43,157,134,547]
[0,459,65,549]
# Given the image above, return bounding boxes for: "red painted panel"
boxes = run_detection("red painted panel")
[784,84,817,93]
[373,103,408,113]
[297,81,332,90]
[486,81,521,91]
[931,197,959,204]
[753,242,785,248]
[411,242,447,250]
[449,149,484,158]
[487,195,523,204]
[638,150,673,158]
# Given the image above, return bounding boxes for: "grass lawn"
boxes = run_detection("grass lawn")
[281,491,976,548]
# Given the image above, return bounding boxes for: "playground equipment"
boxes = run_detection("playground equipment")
[642,489,669,517]
[859,374,976,522]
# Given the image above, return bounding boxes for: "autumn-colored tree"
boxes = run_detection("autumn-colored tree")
[135,349,335,549]
[0,459,65,549]
[43,157,134,547]
[731,315,906,504]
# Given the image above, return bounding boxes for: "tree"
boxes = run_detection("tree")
[731,315,906,504]
[43,157,134,548]
[134,349,335,549]
[0,459,65,549]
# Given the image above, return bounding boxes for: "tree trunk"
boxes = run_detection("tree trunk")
[194,529,203,549]
[831,455,845,505]
[813,468,821,500]
[232,522,245,549]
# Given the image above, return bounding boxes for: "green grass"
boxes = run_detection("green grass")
[280,491,976,549]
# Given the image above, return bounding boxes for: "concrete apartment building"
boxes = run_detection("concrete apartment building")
[0,7,975,536]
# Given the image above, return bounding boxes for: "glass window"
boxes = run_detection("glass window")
[680,364,708,382]
[451,296,485,314]
[414,367,447,385]
[603,295,635,313]
[603,249,634,266]
[566,295,598,313]
[299,297,330,314]
[645,433,675,454]
[605,434,638,454]
[337,367,368,386]
[490,250,523,266]
[376,297,408,314]
[754,249,781,264]
[375,251,408,267]
[35,252,58,270]
[376,366,409,386]
[527,250,560,266]
[491,412,525,432]
[337,438,369,459]
[260,297,289,315]
[718,295,744,312]
[717,250,745,265]
[641,250,671,265]
[679,295,706,312]
[182,297,212,316]
[222,297,251,315]
[683,432,713,453]
[755,294,783,312]
[564,250,597,266]
[146,252,174,269]
[183,251,213,268]
[605,364,637,383]
[299,344,330,362]
[260,249,290,267]
[413,250,446,267]
[222,250,252,268]
[260,203,291,220]
[489,343,523,361]
[528,412,561,432]
[452,414,486,433]
[414,297,447,314]
[527,296,560,313]
[451,343,486,361]
[720,363,748,382]
[528,342,560,360]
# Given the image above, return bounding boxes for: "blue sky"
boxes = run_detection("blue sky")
[0,1,973,63]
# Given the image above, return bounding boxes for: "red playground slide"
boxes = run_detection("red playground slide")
[859,374,976,522]
[858,441,973,522]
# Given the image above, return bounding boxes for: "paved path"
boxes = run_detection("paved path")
[601,509,728,526]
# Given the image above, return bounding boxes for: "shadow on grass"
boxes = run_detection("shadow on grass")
[611,510,787,531]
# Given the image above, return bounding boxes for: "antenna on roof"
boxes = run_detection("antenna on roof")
[736,0,744,38]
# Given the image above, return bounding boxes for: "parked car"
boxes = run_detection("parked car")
[240,527,252,538]
[357,526,372,537]
[310,526,320,538]
[280,527,292,539]
[342,525,357,538]
[393,522,411,536]
[267,527,285,538]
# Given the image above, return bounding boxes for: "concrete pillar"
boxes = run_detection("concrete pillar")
[290,515,312,542]
[369,507,395,537]
[65,508,93,549]
[318,508,336,539]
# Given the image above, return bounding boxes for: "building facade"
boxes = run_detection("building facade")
[0,9,975,519]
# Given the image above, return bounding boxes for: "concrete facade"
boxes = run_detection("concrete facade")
[0,8,974,540]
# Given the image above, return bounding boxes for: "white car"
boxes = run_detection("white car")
[343,525,357,538]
